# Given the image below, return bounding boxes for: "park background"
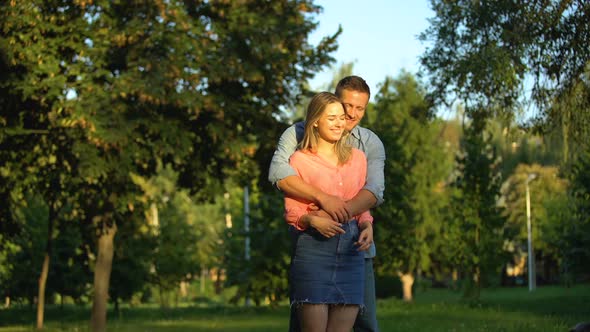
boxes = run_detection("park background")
[1,0,589,331]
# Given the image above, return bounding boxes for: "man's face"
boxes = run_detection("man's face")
[340,89,369,131]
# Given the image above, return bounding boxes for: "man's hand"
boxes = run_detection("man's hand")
[308,215,345,238]
[355,222,373,251]
[318,193,350,223]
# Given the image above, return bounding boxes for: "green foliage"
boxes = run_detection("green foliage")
[499,164,569,267]
[449,111,506,298]
[372,71,453,287]
[47,218,92,302]
[109,211,156,306]
[420,0,590,115]
[2,194,49,304]
[130,162,223,306]
[420,0,590,176]
[1,0,339,212]
[0,235,20,300]
[563,148,590,278]
[542,74,590,165]
[222,182,291,306]
[0,1,338,323]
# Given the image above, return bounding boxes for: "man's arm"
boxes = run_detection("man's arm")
[345,189,378,217]
[278,176,350,222]
[268,125,299,185]
[268,123,350,222]
[345,129,386,216]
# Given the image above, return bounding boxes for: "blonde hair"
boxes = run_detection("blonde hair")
[299,92,352,164]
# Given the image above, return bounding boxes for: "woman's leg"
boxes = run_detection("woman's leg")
[298,304,329,332]
[327,305,359,332]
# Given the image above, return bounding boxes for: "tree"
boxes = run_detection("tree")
[563,149,590,280]
[130,162,220,307]
[1,1,338,330]
[372,71,452,301]
[224,183,292,306]
[3,195,50,306]
[499,163,569,283]
[419,0,590,157]
[449,111,506,299]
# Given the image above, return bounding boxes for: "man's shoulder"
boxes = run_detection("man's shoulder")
[281,121,304,136]
[293,121,305,141]
[356,125,382,140]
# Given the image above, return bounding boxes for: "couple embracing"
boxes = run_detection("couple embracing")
[269,76,385,332]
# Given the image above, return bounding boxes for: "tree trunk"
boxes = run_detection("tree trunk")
[180,281,188,299]
[36,205,56,330]
[200,268,206,293]
[399,273,415,302]
[36,254,50,330]
[90,220,117,332]
[215,268,223,295]
[4,296,9,308]
[451,269,459,290]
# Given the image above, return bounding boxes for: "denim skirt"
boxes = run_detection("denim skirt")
[289,221,365,306]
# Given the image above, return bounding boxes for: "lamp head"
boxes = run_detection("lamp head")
[527,173,538,183]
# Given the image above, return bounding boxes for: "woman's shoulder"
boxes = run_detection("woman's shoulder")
[350,148,367,160]
[291,149,313,162]
[344,148,367,167]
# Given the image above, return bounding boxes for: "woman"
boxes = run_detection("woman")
[284,91,373,332]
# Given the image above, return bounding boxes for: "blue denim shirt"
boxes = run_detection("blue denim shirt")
[268,121,386,258]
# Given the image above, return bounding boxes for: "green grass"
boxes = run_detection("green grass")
[1,285,588,331]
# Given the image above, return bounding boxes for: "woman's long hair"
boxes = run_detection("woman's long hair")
[299,92,352,165]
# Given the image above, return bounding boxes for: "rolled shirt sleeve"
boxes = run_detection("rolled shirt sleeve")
[357,210,373,225]
[356,128,386,206]
[284,201,310,230]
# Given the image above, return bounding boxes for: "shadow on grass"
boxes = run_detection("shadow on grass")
[0,305,290,332]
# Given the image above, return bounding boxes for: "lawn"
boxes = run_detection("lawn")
[1,285,588,331]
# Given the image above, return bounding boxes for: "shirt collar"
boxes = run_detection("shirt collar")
[349,126,362,140]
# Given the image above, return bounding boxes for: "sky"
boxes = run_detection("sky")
[308,0,435,102]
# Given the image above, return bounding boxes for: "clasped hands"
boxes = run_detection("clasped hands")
[306,194,373,252]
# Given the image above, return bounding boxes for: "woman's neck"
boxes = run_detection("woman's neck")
[315,140,339,165]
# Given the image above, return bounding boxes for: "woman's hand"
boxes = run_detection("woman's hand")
[305,214,345,238]
[355,222,373,251]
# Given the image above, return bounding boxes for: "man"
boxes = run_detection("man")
[268,75,385,332]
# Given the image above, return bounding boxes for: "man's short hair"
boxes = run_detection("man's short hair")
[335,76,371,100]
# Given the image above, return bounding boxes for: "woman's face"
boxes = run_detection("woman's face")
[315,102,346,143]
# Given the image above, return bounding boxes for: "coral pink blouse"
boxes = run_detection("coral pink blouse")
[284,148,373,230]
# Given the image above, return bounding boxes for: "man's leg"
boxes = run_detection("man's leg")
[353,258,379,332]
[289,303,301,332]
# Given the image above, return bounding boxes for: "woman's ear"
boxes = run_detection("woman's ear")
[313,122,318,127]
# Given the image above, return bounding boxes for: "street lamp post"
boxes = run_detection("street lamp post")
[525,173,538,291]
